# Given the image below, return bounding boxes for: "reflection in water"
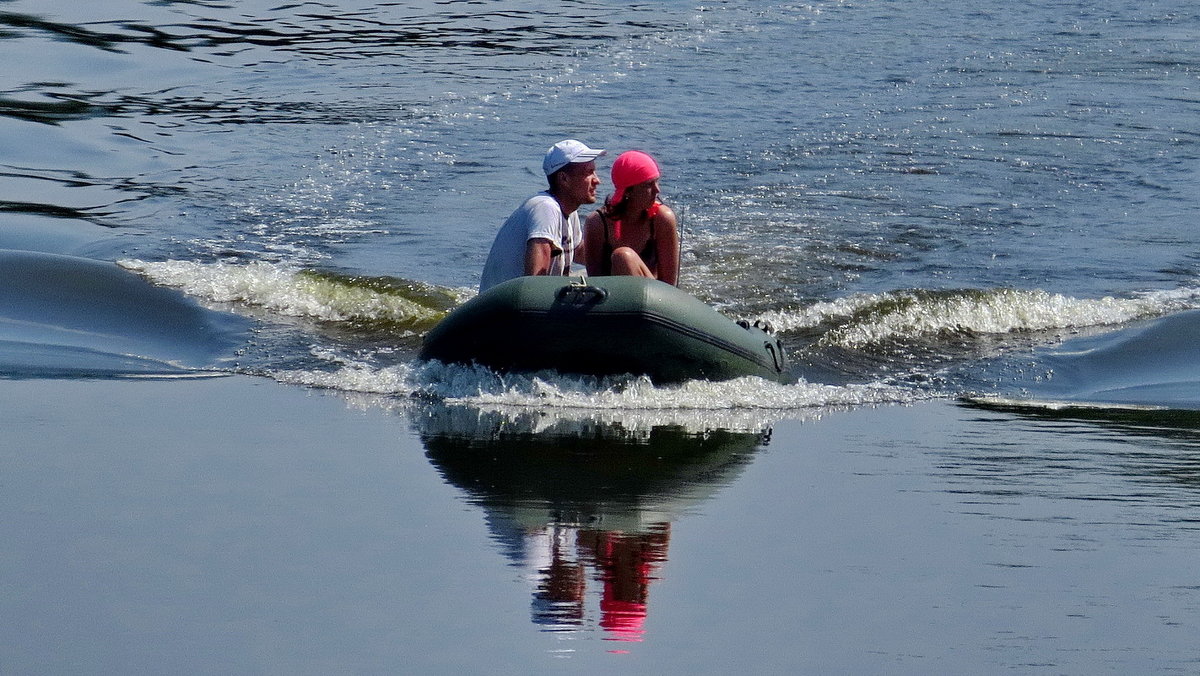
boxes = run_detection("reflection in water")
[956,398,1200,508]
[524,523,669,643]
[1,6,608,58]
[413,403,769,647]
[963,397,1200,437]
[0,12,183,54]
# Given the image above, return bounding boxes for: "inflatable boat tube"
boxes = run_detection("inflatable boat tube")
[420,275,787,384]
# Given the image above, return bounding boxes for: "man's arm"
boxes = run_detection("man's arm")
[524,237,556,276]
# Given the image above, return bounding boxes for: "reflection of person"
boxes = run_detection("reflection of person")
[528,524,670,643]
[583,150,679,286]
[531,526,587,630]
[479,139,606,293]
[578,525,671,644]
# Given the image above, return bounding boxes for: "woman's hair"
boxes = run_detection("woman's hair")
[601,192,632,219]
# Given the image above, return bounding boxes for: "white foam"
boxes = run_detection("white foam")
[270,354,923,432]
[119,259,454,325]
[965,395,1169,412]
[755,287,1199,348]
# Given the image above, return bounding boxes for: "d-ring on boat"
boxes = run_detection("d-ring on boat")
[420,275,788,384]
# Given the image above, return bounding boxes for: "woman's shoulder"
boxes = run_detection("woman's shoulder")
[651,202,677,223]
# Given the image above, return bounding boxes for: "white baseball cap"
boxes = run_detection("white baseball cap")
[542,139,606,176]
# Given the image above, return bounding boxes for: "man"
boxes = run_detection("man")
[479,139,605,292]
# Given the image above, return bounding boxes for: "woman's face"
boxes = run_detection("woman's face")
[624,178,660,208]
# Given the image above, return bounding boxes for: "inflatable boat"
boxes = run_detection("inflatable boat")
[420,275,787,383]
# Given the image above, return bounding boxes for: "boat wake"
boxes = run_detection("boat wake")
[756,286,1200,349]
[118,259,467,334]
[110,258,1200,415]
[271,355,920,431]
[0,250,251,379]
[977,309,1200,411]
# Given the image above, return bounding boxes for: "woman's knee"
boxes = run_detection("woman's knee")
[611,247,652,277]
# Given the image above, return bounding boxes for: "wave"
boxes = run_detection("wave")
[269,356,923,433]
[0,250,250,378]
[757,286,1200,349]
[991,309,1200,411]
[119,259,466,333]
[116,257,1200,414]
[123,260,1200,352]
[114,260,927,417]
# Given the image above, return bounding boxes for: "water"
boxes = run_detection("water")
[8,0,1200,398]
[3,0,1200,671]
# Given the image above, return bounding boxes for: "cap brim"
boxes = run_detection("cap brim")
[575,149,606,162]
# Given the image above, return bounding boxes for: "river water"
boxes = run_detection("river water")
[3,0,1200,672]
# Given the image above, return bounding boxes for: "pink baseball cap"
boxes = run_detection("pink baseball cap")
[543,139,606,176]
[611,150,661,203]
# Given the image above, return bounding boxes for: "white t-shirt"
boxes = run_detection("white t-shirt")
[479,192,582,292]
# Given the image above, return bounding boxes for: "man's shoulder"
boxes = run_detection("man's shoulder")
[513,192,562,221]
[521,191,559,209]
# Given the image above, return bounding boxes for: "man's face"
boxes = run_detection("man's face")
[557,161,600,205]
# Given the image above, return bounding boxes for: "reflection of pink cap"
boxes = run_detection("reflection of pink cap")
[600,598,647,642]
[611,150,661,204]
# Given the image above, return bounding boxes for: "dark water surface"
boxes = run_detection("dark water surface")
[3,0,1200,672]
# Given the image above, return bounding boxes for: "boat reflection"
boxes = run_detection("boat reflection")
[412,403,769,645]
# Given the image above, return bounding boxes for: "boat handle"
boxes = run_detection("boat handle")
[737,318,775,333]
[765,341,785,373]
[557,284,608,303]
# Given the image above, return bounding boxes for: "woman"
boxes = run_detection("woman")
[583,150,679,286]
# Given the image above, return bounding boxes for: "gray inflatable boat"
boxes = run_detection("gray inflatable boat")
[420,275,787,384]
